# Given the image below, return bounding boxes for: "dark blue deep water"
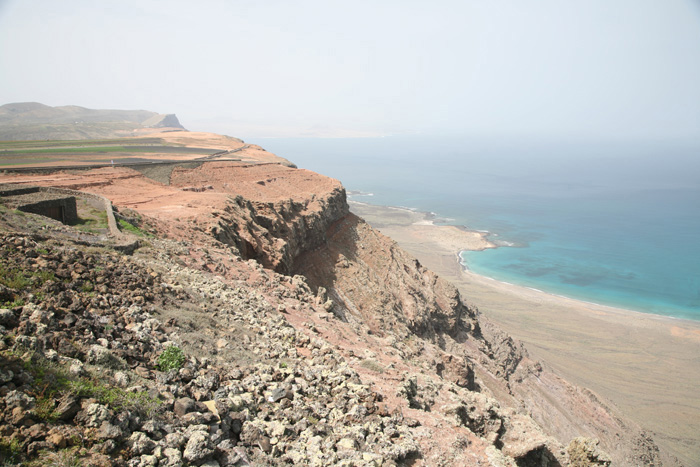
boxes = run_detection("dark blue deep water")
[257,136,700,320]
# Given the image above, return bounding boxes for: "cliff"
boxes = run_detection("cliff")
[0,145,673,466]
[141,114,185,130]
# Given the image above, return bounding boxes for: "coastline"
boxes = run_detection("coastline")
[350,199,699,326]
[350,200,700,466]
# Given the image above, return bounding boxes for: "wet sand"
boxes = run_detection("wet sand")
[351,201,700,466]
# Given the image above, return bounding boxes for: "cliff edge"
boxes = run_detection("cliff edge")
[0,148,673,466]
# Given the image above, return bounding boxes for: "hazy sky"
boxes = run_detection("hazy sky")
[1,0,699,140]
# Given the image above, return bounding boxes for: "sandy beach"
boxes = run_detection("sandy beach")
[351,200,700,466]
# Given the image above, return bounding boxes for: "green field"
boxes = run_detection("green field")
[0,145,220,156]
[0,137,164,149]
[0,137,223,167]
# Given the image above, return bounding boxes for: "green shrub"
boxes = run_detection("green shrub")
[157,345,186,372]
[0,265,56,292]
[0,437,22,464]
[5,351,162,420]
[360,359,385,373]
[1,298,24,308]
[118,219,152,237]
[32,447,83,467]
[68,380,161,417]
[0,265,31,289]
[35,395,60,422]
[35,270,55,282]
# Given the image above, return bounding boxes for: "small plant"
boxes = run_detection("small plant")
[67,380,161,417]
[21,354,71,396]
[0,437,22,464]
[0,265,56,296]
[156,345,186,372]
[35,394,60,422]
[360,359,385,373]
[4,351,162,422]
[80,281,94,293]
[33,447,83,467]
[35,270,55,282]
[1,298,24,308]
[0,265,31,290]
[118,219,153,237]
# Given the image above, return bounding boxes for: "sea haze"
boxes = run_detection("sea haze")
[258,136,700,321]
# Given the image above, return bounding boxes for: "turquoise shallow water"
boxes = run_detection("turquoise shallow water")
[258,136,700,321]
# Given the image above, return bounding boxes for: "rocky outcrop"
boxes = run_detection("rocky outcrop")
[295,213,477,343]
[209,188,348,274]
[567,437,612,466]
[141,113,185,129]
[168,162,350,274]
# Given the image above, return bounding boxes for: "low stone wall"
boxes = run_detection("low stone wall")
[0,185,39,197]
[17,196,78,224]
[42,187,120,237]
[1,184,120,237]
[1,184,79,224]
[1,184,141,253]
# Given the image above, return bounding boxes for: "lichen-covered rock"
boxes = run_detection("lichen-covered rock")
[183,429,215,464]
[446,392,503,445]
[97,420,124,440]
[125,433,154,457]
[88,344,125,368]
[160,447,183,467]
[5,390,35,410]
[75,403,112,429]
[0,308,18,328]
[500,413,556,464]
[568,437,612,466]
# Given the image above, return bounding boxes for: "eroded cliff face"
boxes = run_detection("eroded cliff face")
[169,162,348,274]
[296,214,477,343]
[208,190,348,274]
[178,163,665,466]
[288,208,664,466]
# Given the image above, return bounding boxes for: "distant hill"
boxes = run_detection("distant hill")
[0,102,185,140]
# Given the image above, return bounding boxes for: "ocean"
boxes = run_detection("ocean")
[257,136,700,321]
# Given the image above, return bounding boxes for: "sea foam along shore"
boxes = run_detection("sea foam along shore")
[348,200,497,252]
[349,200,700,467]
